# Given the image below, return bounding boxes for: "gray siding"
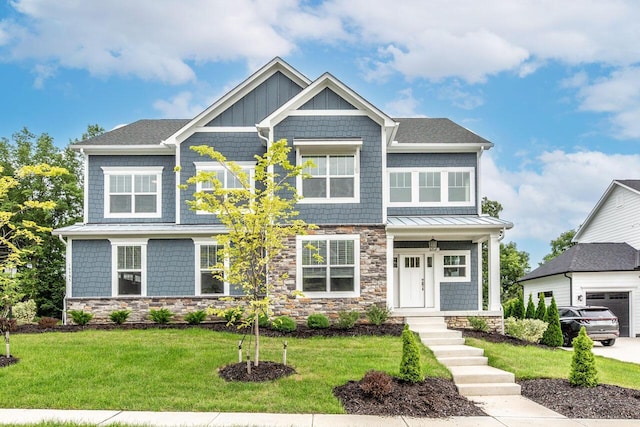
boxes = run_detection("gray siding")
[147,239,195,296]
[180,132,265,224]
[395,240,479,310]
[208,71,303,126]
[387,152,478,216]
[71,240,112,297]
[275,115,383,224]
[87,155,176,223]
[299,88,356,110]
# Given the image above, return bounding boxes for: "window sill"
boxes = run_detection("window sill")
[298,198,359,204]
[297,291,360,299]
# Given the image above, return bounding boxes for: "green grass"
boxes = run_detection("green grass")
[0,329,448,413]
[465,337,640,389]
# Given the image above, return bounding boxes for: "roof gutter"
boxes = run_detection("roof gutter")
[564,272,573,304]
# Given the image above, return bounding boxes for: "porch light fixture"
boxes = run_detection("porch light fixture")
[428,238,438,252]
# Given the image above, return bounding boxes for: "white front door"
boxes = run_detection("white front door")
[399,254,425,308]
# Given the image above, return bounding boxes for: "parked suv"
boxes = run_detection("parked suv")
[558,306,619,347]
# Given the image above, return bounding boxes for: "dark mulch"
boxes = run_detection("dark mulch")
[219,361,296,382]
[334,376,486,418]
[521,379,640,419]
[0,355,19,368]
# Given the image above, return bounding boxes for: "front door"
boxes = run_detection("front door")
[399,254,425,308]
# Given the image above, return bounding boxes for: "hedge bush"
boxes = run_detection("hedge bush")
[13,300,37,325]
[307,313,330,329]
[504,317,548,343]
[271,315,297,333]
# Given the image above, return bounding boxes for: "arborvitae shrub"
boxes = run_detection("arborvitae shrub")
[569,327,598,387]
[503,301,513,318]
[541,297,563,347]
[525,294,536,319]
[109,310,131,325]
[149,308,174,324]
[68,310,93,326]
[307,313,330,329]
[512,297,525,320]
[399,325,423,383]
[184,310,207,325]
[360,370,394,399]
[535,294,547,321]
[271,315,297,333]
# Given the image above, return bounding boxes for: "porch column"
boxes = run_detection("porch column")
[386,234,395,309]
[488,232,501,311]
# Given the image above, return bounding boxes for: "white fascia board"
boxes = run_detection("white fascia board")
[388,142,493,153]
[258,73,396,131]
[166,58,311,146]
[71,144,175,155]
[574,180,618,242]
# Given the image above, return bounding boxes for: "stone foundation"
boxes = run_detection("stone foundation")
[445,315,504,333]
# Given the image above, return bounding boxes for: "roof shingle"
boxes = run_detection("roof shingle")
[393,118,492,145]
[73,119,190,146]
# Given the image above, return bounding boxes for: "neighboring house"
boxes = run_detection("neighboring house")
[520,180,640,337]
[53,58,512,327]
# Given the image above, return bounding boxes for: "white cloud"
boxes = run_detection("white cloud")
[438,81,484,110]
[383,88,425,118]
[153,92,206,119]
[482,150,640,261]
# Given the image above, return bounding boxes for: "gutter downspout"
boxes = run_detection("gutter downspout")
[564,272,573,305]
[58,235,69,325]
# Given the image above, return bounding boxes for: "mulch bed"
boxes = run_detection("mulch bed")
[219,361,296,382]
[334,376,486,417]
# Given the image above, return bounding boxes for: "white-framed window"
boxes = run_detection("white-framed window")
[388,168,475,207]
[296,149,360,203]
[440,250,470,282]
[193,239,243,296]
[109,238,148,296]
[102,167,163,218]
[296,234,360,297]
[194,162,255,214]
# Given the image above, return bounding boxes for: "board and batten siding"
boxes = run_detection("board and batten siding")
[577,186,640,248]
[572,271,639,337]
[523,275,571,306]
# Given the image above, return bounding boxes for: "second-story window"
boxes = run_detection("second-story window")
[388,168,474,207]
[302,154,356,199]
[102,167,163,218]
[194,162,255,215]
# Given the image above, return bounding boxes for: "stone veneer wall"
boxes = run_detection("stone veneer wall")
[445,315,504,334]
[65,225,391,324]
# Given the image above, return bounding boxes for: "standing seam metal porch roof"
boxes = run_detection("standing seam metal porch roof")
[387,215,513,228]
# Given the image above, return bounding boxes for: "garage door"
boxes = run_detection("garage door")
[586,292,629,337]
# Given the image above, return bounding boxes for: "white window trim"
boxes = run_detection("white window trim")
[439,250,471,283]
[296,149,360,204]
[192,238,234,296]
[109,238,148,297]
[193,161,256,215]
[387,167,475,207]
[296,234,360,298]
[102,166,163,218]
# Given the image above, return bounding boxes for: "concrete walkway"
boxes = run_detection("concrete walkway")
[0,399,637,426]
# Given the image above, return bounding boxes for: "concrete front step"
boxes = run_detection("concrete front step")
[429,344,485,358]
[405,317,448,328]
[437,355,488,366]
[456,382,522,396]
[416,329,462,339]
[449,365,515,384]
[421,337,466,346]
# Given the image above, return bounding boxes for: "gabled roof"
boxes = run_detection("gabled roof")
[257,72,398,143]
[393,118,493,146]
[166,57,311,145]
[520,242,640,282]
[574,180,640,242]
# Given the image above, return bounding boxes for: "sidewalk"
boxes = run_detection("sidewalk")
[0,397,637,427]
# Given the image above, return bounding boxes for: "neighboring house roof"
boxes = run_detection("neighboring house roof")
[393,118,492,146]
[72,119,189,147]
[520,242,640,282]
[574,179,640,242]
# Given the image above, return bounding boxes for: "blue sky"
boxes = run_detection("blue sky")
[1,0,640,267]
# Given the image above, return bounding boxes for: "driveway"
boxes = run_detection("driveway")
[563,337,640,364]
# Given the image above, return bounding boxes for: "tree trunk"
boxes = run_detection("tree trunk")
[4,330,9,358]
[254,318,260,367]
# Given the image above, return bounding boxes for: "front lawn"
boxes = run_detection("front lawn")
[0,328,448,413]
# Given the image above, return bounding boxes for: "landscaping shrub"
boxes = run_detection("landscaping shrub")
[68,310,93,326]
[38,316,58,328]
[335,310,359,329]
[184,310,207,325]
[535,293,547,321]
[271,315,297,333]
[223,307,244,325]
[13,300,37,324]
[467,316,489,332]
[399,325,423,383]
[541,297,563,347]
[503,301,512,318]
[366,304,390,326]
[360,370,394,399]
[511,297,525,320]
[307,313,330,329]
[109,310,131,325]
[569,327,598,387]
[148,308,174,324]
[504,317,548,343]
[525,294,536,319]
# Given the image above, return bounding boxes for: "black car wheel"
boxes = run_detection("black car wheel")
[601,339,616,347]
[562,330,573,347]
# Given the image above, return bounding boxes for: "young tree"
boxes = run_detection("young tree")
[186,139,315,368]
[535,293,547,321]
[541,297,563,347]
[542,229,576,264]
[1,164,67,356]
[399,325,423,383]
[569,327,598,387]
[525,293,536,319]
